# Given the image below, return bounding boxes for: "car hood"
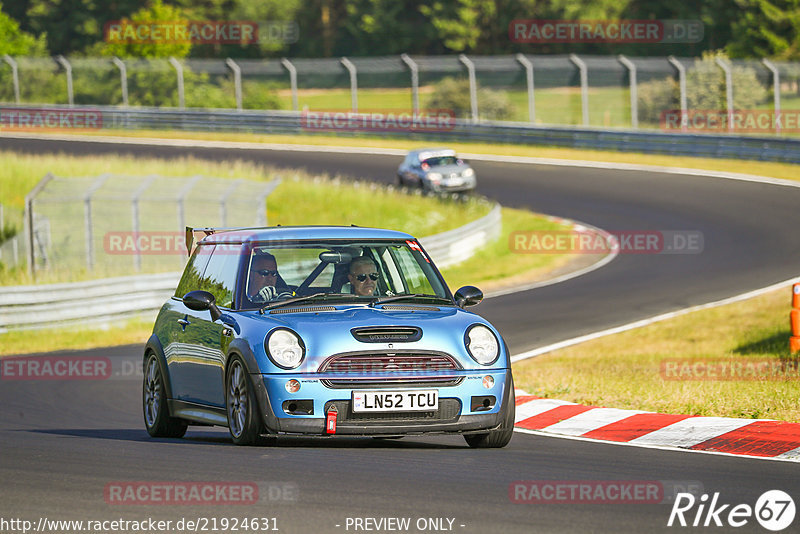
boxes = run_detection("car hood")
[427,164,469,175]
[239,304,503,372]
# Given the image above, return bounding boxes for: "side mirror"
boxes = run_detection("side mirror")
[454,286,483,308]
[183,290,222,322]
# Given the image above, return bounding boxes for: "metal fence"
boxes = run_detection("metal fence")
[22,173,280,276]
[2,54,799,132]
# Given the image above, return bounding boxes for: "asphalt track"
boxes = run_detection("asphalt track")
[1,135,800,533]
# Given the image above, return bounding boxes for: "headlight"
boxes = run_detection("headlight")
[462,168,475,177]
[265,329,305,369]
[427,172,442,183]
[465,324,499,365]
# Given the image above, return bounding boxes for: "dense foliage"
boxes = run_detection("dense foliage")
[0,0,797,59]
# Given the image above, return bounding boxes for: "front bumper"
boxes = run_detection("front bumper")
[429,179,477,192]
[254,370,512,436]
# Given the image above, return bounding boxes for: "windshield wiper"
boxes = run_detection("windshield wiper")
[370,294,451,307]
[260,292,342,313]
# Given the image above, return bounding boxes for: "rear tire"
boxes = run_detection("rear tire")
[464,376,515,449]
[226,356,268,446]
[143,353,188,438]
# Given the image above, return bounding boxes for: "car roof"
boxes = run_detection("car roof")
[409,148,457,160]
[194,225,416,246]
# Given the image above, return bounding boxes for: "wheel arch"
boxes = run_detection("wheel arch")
[143,334,175,400]
[225,338,280,434]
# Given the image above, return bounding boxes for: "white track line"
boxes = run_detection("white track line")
[485,219,619,299]
[511,276,800,362]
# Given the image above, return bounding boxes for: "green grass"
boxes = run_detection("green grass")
[280,85,800,134]
[0,149,582,355]
[0,151,498,285]
[0,318,155,356]
[513,286,800,422]
[440,208,576,292]
[277,86,631,126]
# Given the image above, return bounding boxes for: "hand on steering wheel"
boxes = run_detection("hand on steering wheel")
[253,286,292,303]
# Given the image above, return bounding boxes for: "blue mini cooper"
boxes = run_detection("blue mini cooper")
[143,226,514,447]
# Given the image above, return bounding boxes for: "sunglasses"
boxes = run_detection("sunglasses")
[354,273,379,282]
[255,269,279,277]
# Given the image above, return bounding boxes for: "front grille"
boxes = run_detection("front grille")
[319,351,463,389]
[324,398,461,424]
[321,377,464,389]
[351,326,422,343]
[320,351,459,373]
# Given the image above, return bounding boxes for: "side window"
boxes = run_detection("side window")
[197,244,241,309]
[379,248,404,293]
[174,245,212,298]
[394,246,436,295]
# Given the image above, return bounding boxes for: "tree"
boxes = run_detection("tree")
[0,3,47,56]
[100,0,192,59]
[26,0,141,55]
[727,0,800,59]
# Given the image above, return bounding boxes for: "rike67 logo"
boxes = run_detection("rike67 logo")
[668,490,795,531]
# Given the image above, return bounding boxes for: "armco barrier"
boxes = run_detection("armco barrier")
[2,104,800,163]
[0,203,502,332]
[0,272,181,332]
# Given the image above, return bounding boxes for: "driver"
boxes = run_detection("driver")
[247,251,285,304]
[347,256,379,297]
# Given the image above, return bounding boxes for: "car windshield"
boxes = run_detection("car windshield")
[422,156,459,167]
[241,240,451,309]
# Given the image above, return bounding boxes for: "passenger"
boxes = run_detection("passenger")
[347,256,379,297]
[247,251,282,303]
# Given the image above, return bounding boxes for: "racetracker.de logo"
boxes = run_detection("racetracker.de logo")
[661,359,800,381]
[509,230,703,255]
[104,231,187,256]
[509,19,703,43]
[510,481,663,504]
[661,109,800,133]
[105,482,258,505]
[1,356,112,381]
[300,109,456,133]
[0,108,102,129]
[104,20,259,45]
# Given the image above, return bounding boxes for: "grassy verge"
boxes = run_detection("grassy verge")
[0,150,581,355]
[0,318,155,356]
[0,151,495,286]
[51,128,800,183]
[513,286,800,422]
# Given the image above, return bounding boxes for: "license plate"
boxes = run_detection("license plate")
[352,390,438,412]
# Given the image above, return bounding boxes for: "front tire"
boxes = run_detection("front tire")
[143,353,188,438]
[226,356,268,446]
[464,377,515,449]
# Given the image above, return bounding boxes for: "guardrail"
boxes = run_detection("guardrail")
[3,104,798,163]
[0,272,181,332]
[0,203,502,332]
